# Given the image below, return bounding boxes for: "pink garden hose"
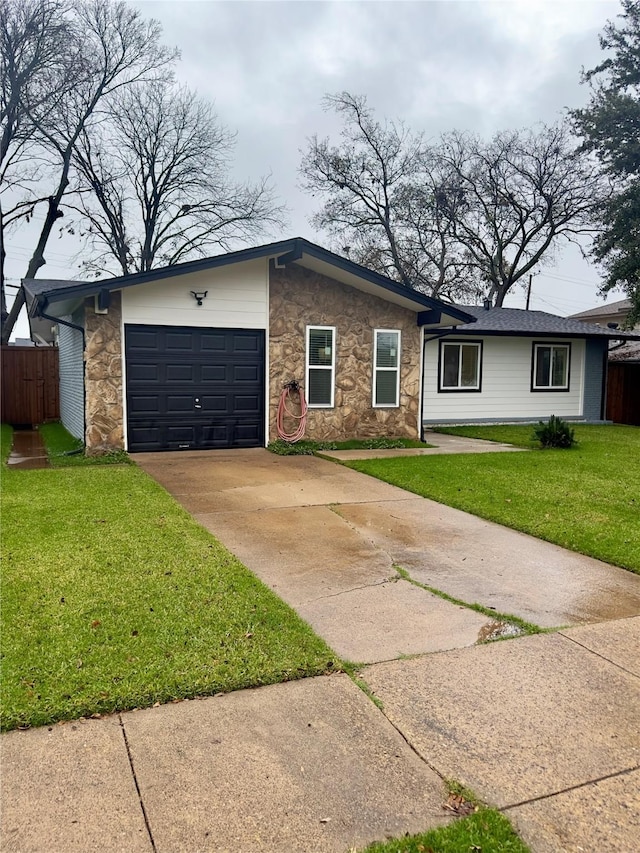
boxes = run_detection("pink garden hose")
[276,381,308,442]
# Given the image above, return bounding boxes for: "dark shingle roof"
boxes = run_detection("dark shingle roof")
[447,306,640,339]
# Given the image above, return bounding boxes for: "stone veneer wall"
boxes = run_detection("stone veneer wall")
[84,291,124,453]
[269,265,421,441]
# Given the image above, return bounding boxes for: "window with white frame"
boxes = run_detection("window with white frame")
[532,343,570,390]
[439,340,482,391]
[373,329,401,407]
[306,326,335,407]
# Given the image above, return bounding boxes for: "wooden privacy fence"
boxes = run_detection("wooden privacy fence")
[606,362,640,426]
[1,346,59,426]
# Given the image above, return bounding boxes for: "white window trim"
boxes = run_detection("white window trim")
[439,340,482,391]
[532,343,570,390]
[306,325,336,408]
[373,328,401,408]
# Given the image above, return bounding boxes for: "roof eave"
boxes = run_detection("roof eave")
[23,237,476,325]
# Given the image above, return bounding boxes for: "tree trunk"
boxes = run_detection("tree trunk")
[1,188,67,344]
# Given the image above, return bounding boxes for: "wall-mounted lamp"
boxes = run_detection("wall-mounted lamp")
[190,290,208,306]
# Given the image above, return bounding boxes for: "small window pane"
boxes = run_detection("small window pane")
[308,368,332,405]
[442,345,460,387]
[375,371,397,405]
[552,347,568,386]
[536,347,551,387]
[309,329,333,366]
[460,345,479,387]
[376,332,398,368]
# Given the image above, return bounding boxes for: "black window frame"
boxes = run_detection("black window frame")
[437,339,483,393]
[531,341,571,392]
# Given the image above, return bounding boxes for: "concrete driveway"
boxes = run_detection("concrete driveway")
[134,448,640,663]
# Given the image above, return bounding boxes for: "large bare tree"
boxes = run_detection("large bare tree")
[437,124,610,306]
[1,0,175,343]
[301,93,609,306]
[300,92,473,300]
[72,81,284,277]
[0,0,75,324]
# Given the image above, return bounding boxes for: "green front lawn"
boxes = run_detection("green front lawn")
[1,452,336,731]
[347,425,640,574]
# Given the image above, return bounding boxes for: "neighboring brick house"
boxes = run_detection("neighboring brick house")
[24,238,471,453]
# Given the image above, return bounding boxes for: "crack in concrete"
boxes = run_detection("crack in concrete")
[302,576,401,605]
[351,673,640,824]
[118,715,157,853]
[500,764,640,811]
[350,670,450,786]
[558,631,640,681]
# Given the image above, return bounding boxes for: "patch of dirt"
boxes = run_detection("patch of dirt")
[477,620,525,643]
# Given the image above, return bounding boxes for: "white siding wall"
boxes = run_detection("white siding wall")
[121,259,269,329]
[58,315,85,440]
[423,336,585,422]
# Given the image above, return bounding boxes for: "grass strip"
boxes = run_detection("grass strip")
[1,462,337,731]
[341,661,384,710]
[394,567,543,637]
[1,422,12,463]
[347,425,640,574]
[38,422,130,466]
[357,807,530,852]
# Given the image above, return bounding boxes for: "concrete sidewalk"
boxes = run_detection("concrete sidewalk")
[3,619,639,852]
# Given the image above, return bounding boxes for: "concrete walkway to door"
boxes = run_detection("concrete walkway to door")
[135,448,640,662]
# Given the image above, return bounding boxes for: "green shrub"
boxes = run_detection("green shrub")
[532,415,577,449]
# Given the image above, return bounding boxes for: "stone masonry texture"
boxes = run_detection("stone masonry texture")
[269,265,421,442]
[84,291,124,453]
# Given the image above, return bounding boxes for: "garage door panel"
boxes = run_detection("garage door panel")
[166,395,196,413]
[233,422,262,442]
[166,424,196,443]
[127,328,160,350]
[128,425,161,449]
[200,332,228,351]
[165,330,194,351]
[129,395,161,414]
[200,395,229,413]
[234,394,261,412]
[125,324,264,452]
[200,364,228,382]
[128,363,159,382]
[165,364,195,382]
[234,365,260,382]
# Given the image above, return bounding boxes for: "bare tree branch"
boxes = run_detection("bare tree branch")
[301,93,609,307]
[72,80,286,276]
[1,0,176,342]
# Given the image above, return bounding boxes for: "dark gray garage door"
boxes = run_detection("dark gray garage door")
[125,324,265,452]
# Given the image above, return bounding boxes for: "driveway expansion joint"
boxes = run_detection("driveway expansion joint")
[500,764,640,812]
[119,714,157,853]
[557,630,640,680]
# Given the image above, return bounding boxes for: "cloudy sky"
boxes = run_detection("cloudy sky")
[7,0,621,339]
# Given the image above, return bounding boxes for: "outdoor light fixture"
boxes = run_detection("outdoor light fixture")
[190,290,208,306]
